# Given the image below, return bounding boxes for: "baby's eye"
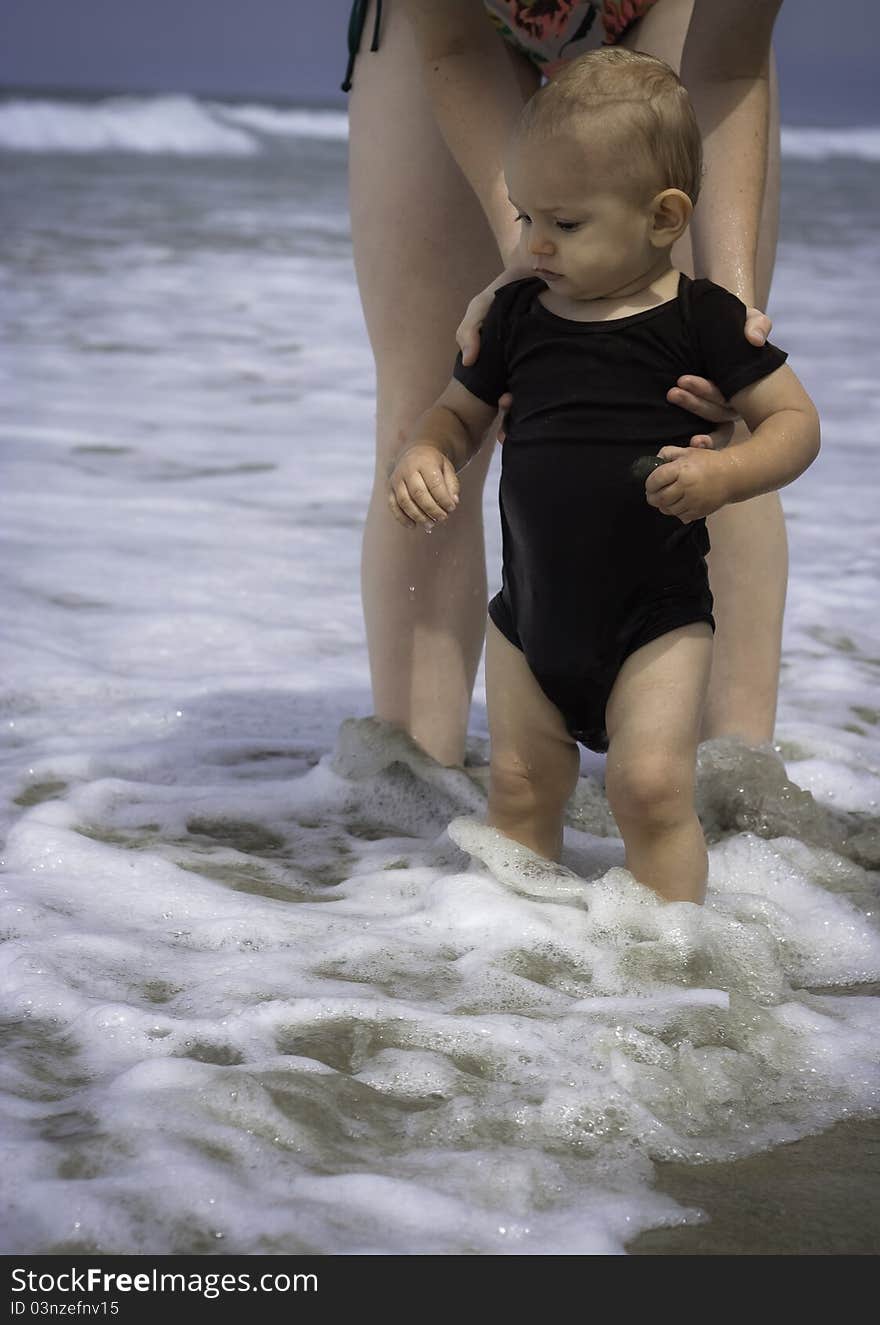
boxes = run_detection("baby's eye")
[513,211,532,225]
[555,220,580,232]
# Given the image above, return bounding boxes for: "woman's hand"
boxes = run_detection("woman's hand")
[456,263,537,366]
[668,302,773,447]
[743,306,773,347]
[388,444,460,528]
[456,285,496,367]
[667,375,737,449]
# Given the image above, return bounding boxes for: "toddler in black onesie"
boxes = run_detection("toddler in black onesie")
[387,49,820,904]
[454,269,781,755]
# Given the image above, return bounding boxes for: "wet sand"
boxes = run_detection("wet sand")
[628,1117,880,1255]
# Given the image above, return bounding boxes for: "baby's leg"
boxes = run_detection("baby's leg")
[485,618,581,862]
[604,623,713,904]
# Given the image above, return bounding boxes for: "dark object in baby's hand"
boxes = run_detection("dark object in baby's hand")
[631,454,669,483]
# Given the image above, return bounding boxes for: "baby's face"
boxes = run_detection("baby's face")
[506,132,662,301]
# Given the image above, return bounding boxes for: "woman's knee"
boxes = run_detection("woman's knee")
[605,749,695,828]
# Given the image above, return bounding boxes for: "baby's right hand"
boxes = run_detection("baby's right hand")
[387,444,460,528]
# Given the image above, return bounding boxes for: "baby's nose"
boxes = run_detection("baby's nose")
[528,231,555,256]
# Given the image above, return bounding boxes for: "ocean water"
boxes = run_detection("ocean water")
[1,94,879,1256]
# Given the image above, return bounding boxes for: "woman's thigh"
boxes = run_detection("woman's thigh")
[348,1,536,473]
[620,0,780,294]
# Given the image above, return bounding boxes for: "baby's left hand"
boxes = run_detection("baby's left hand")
[644,444,732,524]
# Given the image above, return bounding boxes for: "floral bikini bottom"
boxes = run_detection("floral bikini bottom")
[483,1,661,76]
[341,0,660,93]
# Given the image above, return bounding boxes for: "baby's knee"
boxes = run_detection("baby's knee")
[605,751,695,828]
[489,747,578,816]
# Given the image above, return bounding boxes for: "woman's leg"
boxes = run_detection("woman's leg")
[484,619,581,861]
[604,623,714,903]
[349,2,539,766]
[697,57,785,745]
[623,0,787,745]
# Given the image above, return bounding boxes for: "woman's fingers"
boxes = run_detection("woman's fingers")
[744,306,773,347]
[456,301,485,366]
[457,288,495,365]
[676,374,727,406]
[692,420,735,449]
[457,327,481,367]
[668,374,737,423]
[668,387,732,421]
[670,372,738,447]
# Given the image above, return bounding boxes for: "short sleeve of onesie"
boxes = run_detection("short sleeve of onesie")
[689,279,788,401]
[452,284,514,406]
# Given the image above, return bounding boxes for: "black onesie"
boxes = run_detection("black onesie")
[453,274,787,752]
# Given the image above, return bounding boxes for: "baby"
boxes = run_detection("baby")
[386,48,819,904]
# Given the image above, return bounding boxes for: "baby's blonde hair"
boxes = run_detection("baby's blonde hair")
[518,48,703,205]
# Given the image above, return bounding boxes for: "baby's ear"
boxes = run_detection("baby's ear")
[649,188,692,248]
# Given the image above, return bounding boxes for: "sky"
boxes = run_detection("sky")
[1,0,877,125]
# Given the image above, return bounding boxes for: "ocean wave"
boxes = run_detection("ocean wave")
[214,102,349,141]
[780,125,880,161]
[1,95,877,160]
[0,94,349,155]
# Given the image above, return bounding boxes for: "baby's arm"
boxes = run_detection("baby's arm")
[387,380,497,528]
[645,365,820,525]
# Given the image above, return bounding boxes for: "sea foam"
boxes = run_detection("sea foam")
[1,128,878,1254]
[2,716,879,1254]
